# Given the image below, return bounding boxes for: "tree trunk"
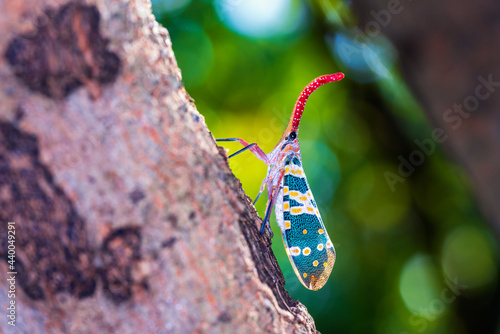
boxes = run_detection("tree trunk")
[351,0,500,239]
[0,0,318,332]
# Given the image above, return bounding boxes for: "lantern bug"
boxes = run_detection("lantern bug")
[217,73,344,290]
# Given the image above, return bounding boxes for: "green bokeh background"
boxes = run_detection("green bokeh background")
[154,1,500,333]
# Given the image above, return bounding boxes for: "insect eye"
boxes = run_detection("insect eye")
[289,131,297,140]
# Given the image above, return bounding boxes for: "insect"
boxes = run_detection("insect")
[217,73,345,290]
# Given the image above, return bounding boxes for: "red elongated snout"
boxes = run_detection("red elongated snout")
[280,73,345,141]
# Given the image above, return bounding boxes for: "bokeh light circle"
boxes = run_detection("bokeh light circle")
[441,225,497,289]
[399,254,443,319]
[214,0,307,39]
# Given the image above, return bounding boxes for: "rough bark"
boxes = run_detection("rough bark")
[352,0,500,239]
[0,0,318,333]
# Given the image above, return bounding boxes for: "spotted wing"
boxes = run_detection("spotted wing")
[281,155,336,290]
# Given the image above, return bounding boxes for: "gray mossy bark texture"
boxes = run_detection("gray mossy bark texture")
[352,0,500,239]
[0,0,318,333]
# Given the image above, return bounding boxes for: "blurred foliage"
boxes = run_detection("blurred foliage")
[154,0,500,333]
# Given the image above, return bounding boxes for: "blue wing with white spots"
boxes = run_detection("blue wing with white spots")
[278,155,336,290]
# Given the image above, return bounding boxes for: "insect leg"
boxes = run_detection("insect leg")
[216,138,269,163]
[259,169,285,235]
[260,197,274,236]
[215,138,241,141]
[226,143,256,159]
[253,177,267,205]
